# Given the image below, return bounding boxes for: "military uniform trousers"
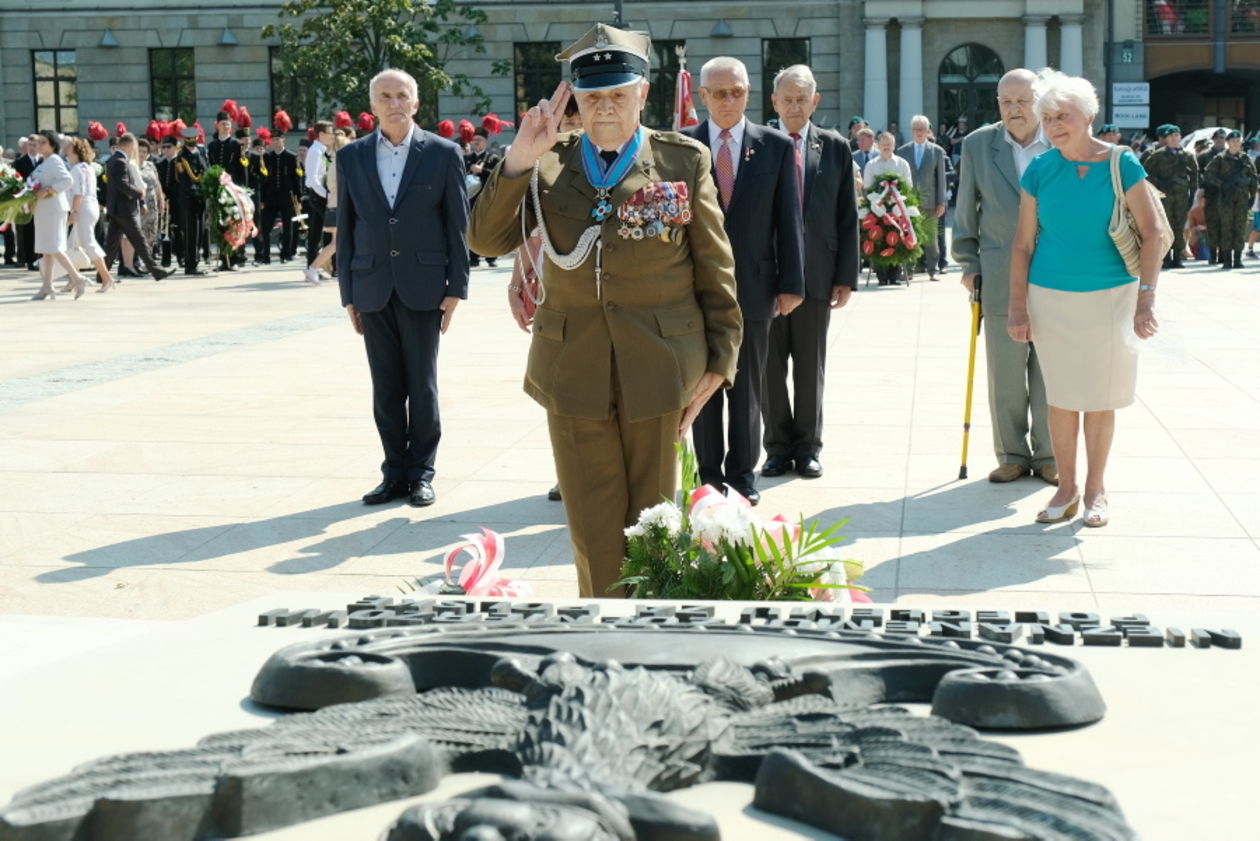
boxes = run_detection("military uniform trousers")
[259,201,296,262]
[983,309,1052,470]
[763,297,830,460]
[180,200,205,273]
[549,371,680,599]
[693,318,772,491]
[1211,195,1253,252]
[1161,194,1189,258]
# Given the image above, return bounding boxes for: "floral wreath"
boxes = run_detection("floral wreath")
[857,173,935,270]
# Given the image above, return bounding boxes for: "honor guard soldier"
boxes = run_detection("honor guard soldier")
[468,23,743,598]
[154,135,182,267]
[260,130,301,263]
[1203,130,1259,270]
[174,126,209,276]
[207,111,245,271]
[1141,124,1197,269]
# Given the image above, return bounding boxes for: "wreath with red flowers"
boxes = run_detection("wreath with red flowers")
[857,173,936,271]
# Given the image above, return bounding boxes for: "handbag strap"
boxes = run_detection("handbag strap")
[1109,144,1125,209]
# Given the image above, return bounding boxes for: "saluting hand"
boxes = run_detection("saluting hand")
[502,82,572,179]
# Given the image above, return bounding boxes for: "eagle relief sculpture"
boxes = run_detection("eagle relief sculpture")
[0,607,1137,841]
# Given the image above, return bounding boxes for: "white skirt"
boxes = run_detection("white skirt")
[71,203,105,260]
[33,203,68,255]
[1028,282,1140,412]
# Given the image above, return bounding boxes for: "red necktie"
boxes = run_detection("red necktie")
[790,131,804,209]
[716,129,735,208]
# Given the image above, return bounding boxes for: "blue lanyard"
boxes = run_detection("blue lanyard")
[580,127,646,221]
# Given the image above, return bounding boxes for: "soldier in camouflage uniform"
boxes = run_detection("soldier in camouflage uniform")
[1141,124,1197,269]
[1203,130,1259,270]
[1197,129,1227,263]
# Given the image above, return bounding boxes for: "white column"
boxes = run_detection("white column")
[863,18,889,131]
[1059,14,1084,76]
[899,17,925,130]
[1023,15,1048,70]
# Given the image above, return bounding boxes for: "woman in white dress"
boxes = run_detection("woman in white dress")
[65,137,117,293]
[27,130,88,300]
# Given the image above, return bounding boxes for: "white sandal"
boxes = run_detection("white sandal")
[1082,495,1109,528]
[1036,495,1080,523]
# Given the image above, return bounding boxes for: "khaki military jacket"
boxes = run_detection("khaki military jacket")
[468,130,743,423]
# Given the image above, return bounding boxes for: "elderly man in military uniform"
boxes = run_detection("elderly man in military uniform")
[1141,124,1197,269]
[468,23,742,598]
[1203,130,1259,270]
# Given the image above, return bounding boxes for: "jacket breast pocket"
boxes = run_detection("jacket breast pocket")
[533,307,566,341]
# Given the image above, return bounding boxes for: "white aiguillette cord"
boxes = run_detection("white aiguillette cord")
[525,161,606,300]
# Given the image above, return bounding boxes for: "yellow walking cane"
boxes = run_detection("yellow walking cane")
[959,275,982,480]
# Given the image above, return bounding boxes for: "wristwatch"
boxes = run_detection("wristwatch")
[1138,284,1156,292]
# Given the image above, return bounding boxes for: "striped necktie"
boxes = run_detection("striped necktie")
[790,132,804,209]
[716,128,735,208]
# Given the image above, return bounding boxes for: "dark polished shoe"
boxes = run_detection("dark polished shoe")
[486,257,497,267]
[185,269,207,276]
[796,456,823,478]
[730,485,761,506]
[547,484,562,501]
[988,463,1030,483]
[1035,464,1059,486]
[150,268,171,281]
[363,478,409,505]
[1171,259,1186,269]
[27,262,40,271]
[409,479,436,507]
[760,455,793,477]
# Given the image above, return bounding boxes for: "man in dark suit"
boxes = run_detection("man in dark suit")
[337,68,470,508]
[761,65,858,481]
[683,56,804,504]
[13,137,39,270]
[896,115,948,281]
[260,132,301,263]
[102,133,170,281]
[851,127,877,175]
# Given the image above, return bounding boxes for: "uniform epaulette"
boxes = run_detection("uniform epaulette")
[650,130,705,151]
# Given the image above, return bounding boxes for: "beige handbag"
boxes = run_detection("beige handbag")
[1108,145,1174,277]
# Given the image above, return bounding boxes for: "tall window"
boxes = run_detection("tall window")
[937,44,1003,130]
[761,38,811,124]
[515,42,562,122]
[150,48,196,124]
[1146,0,1211,35]
[642,40,683,130]
[269,48,316,131]
[32,51,77,134]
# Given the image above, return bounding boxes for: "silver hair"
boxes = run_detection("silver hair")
[370,68,419,102]
[700,56,750,88]
[910,114,931,129]
[1032,69,1099,122]
[772,64,816,97]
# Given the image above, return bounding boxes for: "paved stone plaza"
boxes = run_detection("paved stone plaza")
[1,257,1259,622]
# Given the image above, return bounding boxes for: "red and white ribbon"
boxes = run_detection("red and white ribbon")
[441,528,533,598]
[878,179,918,249]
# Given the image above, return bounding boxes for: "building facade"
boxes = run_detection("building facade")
[14,0,1243,152]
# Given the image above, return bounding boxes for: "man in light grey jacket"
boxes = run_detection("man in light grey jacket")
[951,69,1056,486]
[897,115,947,281]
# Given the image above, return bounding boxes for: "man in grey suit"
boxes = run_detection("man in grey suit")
[896,115,947,281]
[338,68,470,507]
[761,64,858,480]
[951,68,1056,485]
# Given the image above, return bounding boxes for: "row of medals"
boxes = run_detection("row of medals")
[593,188,693,243]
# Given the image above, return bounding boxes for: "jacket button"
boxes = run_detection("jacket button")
[605,300,618,311]
[388,217,397,224]
[604,244,614,253]
[390,250,399,257]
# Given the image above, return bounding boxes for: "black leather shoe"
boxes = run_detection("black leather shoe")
[730,485,760,506]
[547,484,562,501]
[150,268,171,281]
[409,479,436,507]
[796,456,823,478]
[185,269,207,276]
[362,478,408,505]
[760,455,793,477]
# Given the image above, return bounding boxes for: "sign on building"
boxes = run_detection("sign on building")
[1112,106,1150,128]
[1112,83,1150,105]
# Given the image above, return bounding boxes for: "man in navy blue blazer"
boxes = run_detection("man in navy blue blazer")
[336,69,470,507]
[682,56,804,505]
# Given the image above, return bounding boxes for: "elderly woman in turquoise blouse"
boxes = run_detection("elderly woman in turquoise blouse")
[1007,71,1164,528]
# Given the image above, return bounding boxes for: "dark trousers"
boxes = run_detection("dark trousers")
[103,209,159,273]
[692,317,771,491]
[16,220,36,265]
[161,222,180,267]
[937,224,948,269]
[259,201,296,262]
[763,297,831,460]
[181,202,205,272]
[2,223,14,262]
[305,194,327,266]
[360,293,442,482]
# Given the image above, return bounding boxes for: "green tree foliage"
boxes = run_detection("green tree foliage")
[262,0,510,119]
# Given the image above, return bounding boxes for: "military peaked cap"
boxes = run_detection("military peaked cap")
[556,23,650,91]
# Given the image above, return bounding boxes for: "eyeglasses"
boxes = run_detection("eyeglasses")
[703,87,748,102]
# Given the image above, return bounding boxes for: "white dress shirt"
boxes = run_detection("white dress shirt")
[1004,127,1050,178]
[863,154,913,188]
[376,123,416,208]
[707,117,746,179]
[305,139,327,198]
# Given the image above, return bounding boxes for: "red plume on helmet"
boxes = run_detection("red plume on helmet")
[272,109,293,135]
[87,121,108,142]
[256,127,272,143]
[481,113,513,135]
[171,118,187,139]
[306,125,317,141]
[334,110,352,129]
[145,120,162,142]
[115,122,128,138]
[437,119,455,139]
[357,111,375,133]
[458,119,475,145]
[235,106,252,129]
[219,99,239,122]
[193,122,206,144]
